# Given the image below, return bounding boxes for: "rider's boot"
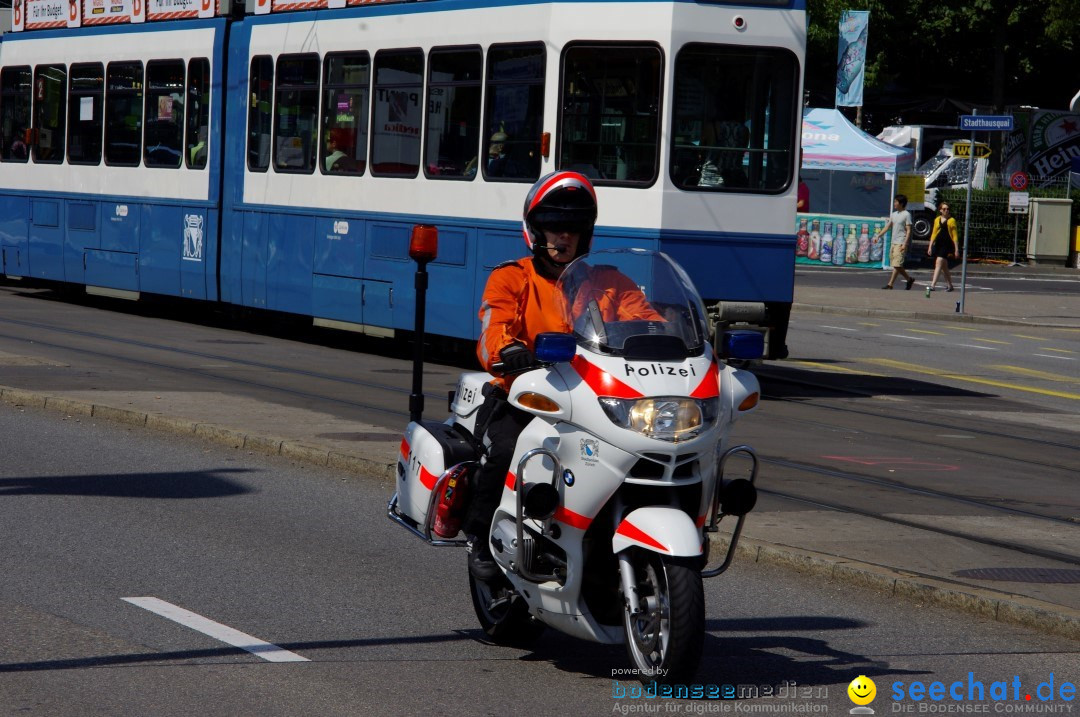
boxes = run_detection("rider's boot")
[467,534,499,580]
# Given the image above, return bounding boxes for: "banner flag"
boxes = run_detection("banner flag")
[836,10,869,108]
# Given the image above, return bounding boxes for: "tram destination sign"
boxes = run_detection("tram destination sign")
[959,115,1014,132]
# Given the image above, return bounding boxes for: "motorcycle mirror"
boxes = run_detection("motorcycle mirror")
[409,224,438,263]
[534,332,576,363]
[523,482,559,521]
[722,329,764,361]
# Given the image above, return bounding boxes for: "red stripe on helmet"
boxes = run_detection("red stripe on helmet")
[571,354,643,399]
[527,171,596,213]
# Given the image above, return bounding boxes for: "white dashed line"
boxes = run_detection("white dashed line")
[122,597,309,662]
[885,334,928,341]
[958,345,998,350]
[1033,354,1077,361]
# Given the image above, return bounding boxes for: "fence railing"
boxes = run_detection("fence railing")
[936,174,1079,262]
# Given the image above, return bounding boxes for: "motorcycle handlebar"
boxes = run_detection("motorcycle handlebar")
[489,360,541,377]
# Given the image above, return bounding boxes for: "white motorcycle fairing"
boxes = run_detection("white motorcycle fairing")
[612,506,703,557]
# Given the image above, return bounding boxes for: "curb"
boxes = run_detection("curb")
[3,384,1077,642]
[792,302,1080,329]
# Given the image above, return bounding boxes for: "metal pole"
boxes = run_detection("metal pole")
[409,260,429,423]
[1009,213,1020,267]
[959,113,976,315]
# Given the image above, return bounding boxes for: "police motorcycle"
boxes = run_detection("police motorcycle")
[388,227,762,683]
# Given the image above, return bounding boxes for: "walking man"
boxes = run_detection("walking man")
[875,194,916,290]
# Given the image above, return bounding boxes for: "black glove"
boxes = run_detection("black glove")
[498,343,535,373]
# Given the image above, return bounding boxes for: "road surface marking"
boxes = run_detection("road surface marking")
[957,344,998,350]
[885,334,928,341]
[990,365,1080,384]
[1011,334,1044,340]
[122,597,309,662]
[907,329,946,335]
[820,325,858,331]
[1038,347,1074,354]
[1033,354,1077,361]
[787,360,885,377]
[972,337,1010,345]
[865,359,1080,400]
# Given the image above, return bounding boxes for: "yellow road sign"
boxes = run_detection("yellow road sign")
[953,142,991,159]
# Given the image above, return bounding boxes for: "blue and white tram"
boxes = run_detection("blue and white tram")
[0,14,225,300]
[1,0,805,358]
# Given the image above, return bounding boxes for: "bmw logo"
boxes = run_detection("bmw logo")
[563,469,575,487]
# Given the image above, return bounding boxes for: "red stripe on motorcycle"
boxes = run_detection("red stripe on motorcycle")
[554,506,592,530]
[689,362,720,399]
[571,355,643,399]
[419,464,438,491]
[504,471,516,491]
[695,514,707,528]
[616,520,669,553]
[399,437,408,460]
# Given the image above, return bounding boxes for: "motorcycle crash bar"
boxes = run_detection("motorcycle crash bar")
[701,444,759,578]
[513,447,564,584]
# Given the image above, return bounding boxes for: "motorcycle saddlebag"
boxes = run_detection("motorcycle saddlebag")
[397,420,477,527]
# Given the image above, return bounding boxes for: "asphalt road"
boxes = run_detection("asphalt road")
[2,401,1077,717]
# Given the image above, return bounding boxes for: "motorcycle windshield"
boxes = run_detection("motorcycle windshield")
[555,249,710,360]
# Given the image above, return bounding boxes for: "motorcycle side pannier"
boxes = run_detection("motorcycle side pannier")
[397,420,476,528]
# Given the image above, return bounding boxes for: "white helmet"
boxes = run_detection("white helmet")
[521,170,598,259]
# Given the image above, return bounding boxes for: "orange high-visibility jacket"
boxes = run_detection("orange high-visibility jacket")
[477,258,662,391]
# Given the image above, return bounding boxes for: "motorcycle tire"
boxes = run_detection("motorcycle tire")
[622,549,704,684]
[469,572,545,647]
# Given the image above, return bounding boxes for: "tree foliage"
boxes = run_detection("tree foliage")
[806,0,1079,127]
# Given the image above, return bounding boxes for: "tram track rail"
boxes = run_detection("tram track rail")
[755,368,1080,472]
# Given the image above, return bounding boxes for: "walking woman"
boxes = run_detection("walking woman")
[927,202,958,292]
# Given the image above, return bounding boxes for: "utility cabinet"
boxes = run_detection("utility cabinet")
[1026,197,1073,265]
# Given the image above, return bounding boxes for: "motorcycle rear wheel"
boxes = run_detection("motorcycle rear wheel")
[469,572,545,647]
[622,550,704,684]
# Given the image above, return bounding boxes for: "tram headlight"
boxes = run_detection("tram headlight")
[598,397,718,442]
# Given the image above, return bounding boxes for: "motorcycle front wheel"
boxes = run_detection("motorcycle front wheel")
[622,549,704,684]
[469,572,545,647]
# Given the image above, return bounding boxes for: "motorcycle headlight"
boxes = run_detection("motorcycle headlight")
[598,397,718,442]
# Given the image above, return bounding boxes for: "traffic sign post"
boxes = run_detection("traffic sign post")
[956,113,1014,314]
[1007,192,1030,267]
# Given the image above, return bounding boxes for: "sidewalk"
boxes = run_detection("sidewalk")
[794,261,1080,328]
[1,272,1077,643]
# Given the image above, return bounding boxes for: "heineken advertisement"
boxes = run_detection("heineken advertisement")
[1002,111,1080,184]
[794,212,889,269]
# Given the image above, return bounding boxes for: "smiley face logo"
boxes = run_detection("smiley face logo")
[848,675,877,706]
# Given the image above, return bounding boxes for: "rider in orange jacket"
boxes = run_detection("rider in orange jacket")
[465,171,599,579]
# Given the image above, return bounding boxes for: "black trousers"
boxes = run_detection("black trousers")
[461,393,533,539]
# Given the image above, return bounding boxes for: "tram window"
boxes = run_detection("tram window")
[1,66,32,163]
[248,56,273,172]
[320,52,369,176]
[371,49,424,178]
[105,61,144,167]
[273,54,319,174]
[144,60,185,169]
[559,44,661,186]
[424,46,481,180]
[33,64,67,164]
[670,44,798,193]
[67,63,104,166]
[484,43,545,182]
[186,58,210,170]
